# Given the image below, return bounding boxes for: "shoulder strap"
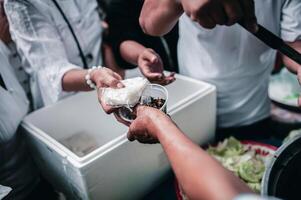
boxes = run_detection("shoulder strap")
[52,0,88,69]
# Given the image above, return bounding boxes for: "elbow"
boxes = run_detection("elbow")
[139,15,166,36]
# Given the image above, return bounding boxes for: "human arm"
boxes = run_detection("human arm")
[120,41,175,85]
[4,0,123,105]
[139,0,257,36]
[128,107,253,200]
[106,0,175,85]
[139,0,183,36]
[62,67,123,92]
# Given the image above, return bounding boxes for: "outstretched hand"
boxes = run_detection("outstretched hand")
[138,48,176,86]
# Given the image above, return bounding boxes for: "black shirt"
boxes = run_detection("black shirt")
[105,0,178,72]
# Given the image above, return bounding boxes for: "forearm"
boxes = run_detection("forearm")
[139,0,183,36]
[153,118,252,200]
[120,41,146,66]
[282,41,301,73]
[62,69,91,92]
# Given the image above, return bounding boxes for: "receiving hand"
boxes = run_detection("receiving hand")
[138,48,176,86]
[180,0,257,32]
[127,106,171,143]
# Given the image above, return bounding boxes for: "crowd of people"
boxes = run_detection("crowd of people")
[1,0,301,199]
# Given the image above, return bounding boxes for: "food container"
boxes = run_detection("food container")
[21,74,216,200]
[262,135,301,199]
[119,84,168,122]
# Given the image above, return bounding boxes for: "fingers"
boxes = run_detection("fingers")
[99,96,116,114]
[103,75,124,88]
[196,14,216,29]
[150,72,176,86]
[114,112,131,126]
[94,68,124,88]
[239,0,257,33]
[208,3,227,26]
[182,0,254,29]
[141,48,160,63]
[222,0,243,26]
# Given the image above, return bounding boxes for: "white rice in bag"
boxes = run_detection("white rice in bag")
[102,77,149,106]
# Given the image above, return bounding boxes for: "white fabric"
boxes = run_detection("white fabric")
[4,0,103,108]
[0,185,12,199]
[233,194,281,200]
[7,42,31,97]
[0,40,39,200]
[102,77,149,106]
[178,0,301,128]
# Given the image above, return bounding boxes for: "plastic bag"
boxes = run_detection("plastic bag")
[102,77,149,107]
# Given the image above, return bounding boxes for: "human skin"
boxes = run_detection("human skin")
[0,0,11,44]
[139,0,257,36]
[0,0,124,97]
[128,106,253,200]
[139,0,301,106]
[62,67,124,92]
[120,40,176,85]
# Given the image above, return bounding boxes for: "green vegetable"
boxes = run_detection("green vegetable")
[207,137,267,193]
[207,137,245,157]
[247,183,261,193]
[238,158,265,183]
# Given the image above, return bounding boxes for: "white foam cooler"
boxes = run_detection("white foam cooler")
[21,74,216,200]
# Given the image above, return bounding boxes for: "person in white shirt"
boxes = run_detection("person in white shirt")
[4,0,123,109]
[139,0,301,140]
[0,5,58,199]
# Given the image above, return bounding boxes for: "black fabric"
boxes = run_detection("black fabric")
[216,118,273,142]
[105,0,178,72]
[0,73,7,90]
[23,178,58,200]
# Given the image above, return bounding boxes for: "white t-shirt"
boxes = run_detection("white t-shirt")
[178,0,301,128]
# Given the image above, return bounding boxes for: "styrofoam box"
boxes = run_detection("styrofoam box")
[21,74,216,200]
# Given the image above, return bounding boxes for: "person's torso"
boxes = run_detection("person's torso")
[178,0,284,127]
[0,41,39,199]
[28,0,103,68]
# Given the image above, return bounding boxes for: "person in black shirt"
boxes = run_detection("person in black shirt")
[105,0,178,85]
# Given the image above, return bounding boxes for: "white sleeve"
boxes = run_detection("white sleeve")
[281,0,301,42]
[4,0,80,105]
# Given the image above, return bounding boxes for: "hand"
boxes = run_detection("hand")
[91,67,124,88]
[138,48,176,85]
[94,67,124,114]
[0,0,11,44]
[180,0,257,32]
[127,106,171,143]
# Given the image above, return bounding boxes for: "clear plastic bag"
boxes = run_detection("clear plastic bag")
[101,77,149,107]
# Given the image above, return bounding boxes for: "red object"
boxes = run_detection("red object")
[174,141,277,200]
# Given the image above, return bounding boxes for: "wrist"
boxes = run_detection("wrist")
[86,66,102,89]
[147,113,174,140]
